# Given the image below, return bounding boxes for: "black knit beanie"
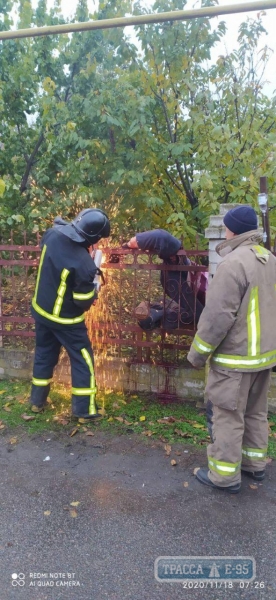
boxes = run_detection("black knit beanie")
[223,206,258,235]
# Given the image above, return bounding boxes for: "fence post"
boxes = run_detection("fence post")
[258,176,271,251]
[205,204,235,280]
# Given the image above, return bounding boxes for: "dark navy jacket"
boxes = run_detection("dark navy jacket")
[136,229,203,326]
[31,227,97,328]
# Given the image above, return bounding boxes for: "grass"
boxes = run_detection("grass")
[0,378,276,459]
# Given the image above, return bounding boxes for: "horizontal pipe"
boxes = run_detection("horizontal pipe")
[0,0,276,40]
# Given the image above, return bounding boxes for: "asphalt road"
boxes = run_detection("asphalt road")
[0,430,275,600]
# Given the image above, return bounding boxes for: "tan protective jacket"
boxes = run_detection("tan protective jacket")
[188,230,276,372]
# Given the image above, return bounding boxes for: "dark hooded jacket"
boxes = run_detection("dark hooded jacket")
[31,219,97,329]
[135,229,204,328]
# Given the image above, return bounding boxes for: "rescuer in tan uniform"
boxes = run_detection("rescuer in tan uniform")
[188,206,276,494]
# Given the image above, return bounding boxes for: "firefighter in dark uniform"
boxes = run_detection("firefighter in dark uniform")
[30,208,110,421]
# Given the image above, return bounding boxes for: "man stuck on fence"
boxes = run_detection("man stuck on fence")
[29,208,110,421]
[188,206,276,494]
[123,229,206,329]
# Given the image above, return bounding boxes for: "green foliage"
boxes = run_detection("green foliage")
[0,1,275,242]
[1,379,276,457]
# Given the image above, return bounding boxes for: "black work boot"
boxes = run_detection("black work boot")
[31,405,45,414]
[195,468,241,494]
[76,414,102,424]
[30,399,50,413]
[241,469,265,481]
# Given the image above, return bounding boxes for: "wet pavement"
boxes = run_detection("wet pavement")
[0,430,275,600]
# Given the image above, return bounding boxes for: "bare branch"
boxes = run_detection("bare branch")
[20,131,44,194]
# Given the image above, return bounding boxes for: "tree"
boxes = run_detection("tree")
[130,0,276,241]
[0,0,275,243]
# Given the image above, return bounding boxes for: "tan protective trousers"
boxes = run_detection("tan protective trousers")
[205,367,271,487]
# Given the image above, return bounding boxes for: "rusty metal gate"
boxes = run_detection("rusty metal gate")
[0,233,208,367]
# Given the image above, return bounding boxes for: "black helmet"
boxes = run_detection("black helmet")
[72,208,110,245]
[55,208,110,245]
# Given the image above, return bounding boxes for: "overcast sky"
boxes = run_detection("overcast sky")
[47,0,276,95]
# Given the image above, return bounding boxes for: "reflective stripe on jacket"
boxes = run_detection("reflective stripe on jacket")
[187,230,276,372]
[32,228,97,326]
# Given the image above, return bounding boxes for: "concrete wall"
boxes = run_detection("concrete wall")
[1,348,276,414]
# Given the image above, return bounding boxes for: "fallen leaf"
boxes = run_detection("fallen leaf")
[9,437,17,445]
[192,424,205,429]
[175,451,181,456]
[124,420,133,426]
[164,444,172,455]
[107,417,114,422]
[114,416,124,423]
[112,403,120,409]
[139,416,146,421]
[3,403,11,412]
[249,484,258,490]
[82,427,88,432]
[157,417,175,424]
[174,429,193,438]
[70,509,77,518]
[70,501,80,507]
[17,397,27,405]
[0,424,5,430]
[183,482,189,488]
[143,430,153,437]
[266,457,273,464]
[70,428,78,437]
[59,419,69,426]
[171,459,177,466]
[98,407,106,416]
[193,467,200,475]
[86,431,95,436]
[21,414,36,421]
[44,510,51,516]
[0,390,6,395]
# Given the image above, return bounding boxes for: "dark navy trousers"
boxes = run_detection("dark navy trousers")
[30,320,97,418]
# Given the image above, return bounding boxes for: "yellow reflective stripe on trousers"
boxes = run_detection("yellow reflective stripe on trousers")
[73,289,95,300]
[192,334,215,355]
[32,377,52,386]
[208,457,241,476]
[53,268,70,316]
[81,348,97,415]
[247,287,260,357]
[212,349,276,369]
[242,446,267,459]
[33,244,47,302]
[72,387,97,395]
[32,298,85,325]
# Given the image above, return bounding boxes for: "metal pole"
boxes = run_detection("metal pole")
[0,0,276,40]
[259,176,271,251]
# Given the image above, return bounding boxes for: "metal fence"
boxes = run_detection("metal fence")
[0,233,208,365]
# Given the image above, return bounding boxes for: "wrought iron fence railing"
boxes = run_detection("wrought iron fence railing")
[0,234,208,365]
